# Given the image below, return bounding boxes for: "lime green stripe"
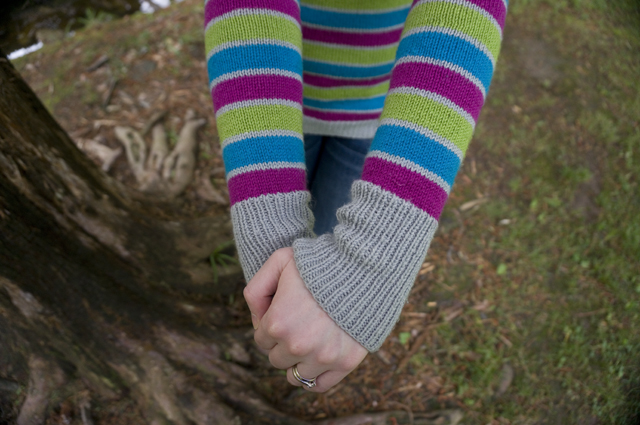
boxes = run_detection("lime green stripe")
[381,93,473,152]
[404,2,501,58]
[217,106,302,142]
[304,82,389,100]
[303,42,397,65]
[205,15,301,51]
[301,0,412,10]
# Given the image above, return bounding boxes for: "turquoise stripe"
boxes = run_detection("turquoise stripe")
[223,135,305,176]
[208,44,301,82]
[372,124,461,186]
[304,95,386,111]
[303,59,393,78]
[300,6,410,29]
[396,31,494,92]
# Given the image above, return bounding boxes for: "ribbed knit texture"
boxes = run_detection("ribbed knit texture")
[232,192,315,281]
[293,181,438,351]
[205,0,507,350]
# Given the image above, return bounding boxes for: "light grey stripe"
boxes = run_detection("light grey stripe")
[303,80,389,91]
[300,2,411,14]
[207,39,300,62]
[303,116,379,139]
[303,104,383,114]
[301,21,405,33]
[379,118,463,160]
[394,55,486,97]
[221,130,303,150]
[502,0,508,11]
[216,99,302,118]
[367,150,451,193]
[387,87,476,128]
[205,8,300,33]
[402,26,495,67]
[303,39,399,51]
[413,0,503,38]
[226,161,306,180]
[303,69,392,81]
[209,69,302,90]
[301,57,395,68]
[304,91,387,102]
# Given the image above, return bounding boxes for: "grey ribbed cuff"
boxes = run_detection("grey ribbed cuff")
[231,191,315,281]
[293,181,438,352]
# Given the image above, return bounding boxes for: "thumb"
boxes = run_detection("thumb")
[243,248,294,329]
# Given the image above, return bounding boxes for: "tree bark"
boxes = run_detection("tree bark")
[0,49,311,425]
[0,50,463,425]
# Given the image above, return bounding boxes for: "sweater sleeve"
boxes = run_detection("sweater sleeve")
[293,0,508,352]
[204,0,315,280]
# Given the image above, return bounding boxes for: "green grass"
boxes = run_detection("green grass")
[8,0,640,422]
[406,2,640,423]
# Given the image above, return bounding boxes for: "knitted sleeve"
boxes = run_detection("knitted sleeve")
[204,0,315,280]
[293,0,508,351]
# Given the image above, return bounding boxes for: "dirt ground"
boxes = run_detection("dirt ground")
[6,0,640,424]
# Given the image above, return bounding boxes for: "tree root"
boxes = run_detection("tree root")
[16,355,66,425]
[115,109,206,199]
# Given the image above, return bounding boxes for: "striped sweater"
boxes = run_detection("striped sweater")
[205,0,507,351]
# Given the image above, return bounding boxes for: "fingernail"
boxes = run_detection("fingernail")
[251,313,258,330]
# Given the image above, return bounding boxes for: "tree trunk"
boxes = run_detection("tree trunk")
[0,50,462,425]
[0,47,316,425]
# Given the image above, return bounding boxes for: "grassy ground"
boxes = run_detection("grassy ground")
[9,0,640,423]
[425,1,640,423]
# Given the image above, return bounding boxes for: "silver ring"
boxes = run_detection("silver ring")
[292,365,316,389]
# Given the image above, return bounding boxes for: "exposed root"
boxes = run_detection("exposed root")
[196,169,228,205]
[114,109,206,200]
[148,123,168,173]
[160,110,206,198]
[16,355,66,425]
[76,137,122,172]
[115,126,149,183]
[107,328,241,425]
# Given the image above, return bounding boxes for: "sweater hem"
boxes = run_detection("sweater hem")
[303,116,379,139]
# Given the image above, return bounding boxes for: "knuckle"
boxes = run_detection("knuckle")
[242,286,254,303]
[266,320,285,339]
[287,341,311,357]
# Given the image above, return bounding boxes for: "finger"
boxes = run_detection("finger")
[286,362,329,389]
[305,369,350,393]
[267,345,300,370]
[243,248,294,325]
[253,325,278,351]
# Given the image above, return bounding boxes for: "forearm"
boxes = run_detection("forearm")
[294,0,507,352]
[205,0,314,280]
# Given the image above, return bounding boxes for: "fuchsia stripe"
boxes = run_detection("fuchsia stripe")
[228,168,307,205]
[390,61,484,120]
[464,0,507,29]
[302,26,403,47]
[304,73,390,88]
[213,75,302,113]
[304,108,382,121]
[205,0,300,25]
[362,157,447,219]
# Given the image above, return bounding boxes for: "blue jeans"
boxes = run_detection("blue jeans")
[304,135,372,235]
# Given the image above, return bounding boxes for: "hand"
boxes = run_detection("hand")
[244,248,368,392]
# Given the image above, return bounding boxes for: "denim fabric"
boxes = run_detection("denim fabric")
[304,135,373,235]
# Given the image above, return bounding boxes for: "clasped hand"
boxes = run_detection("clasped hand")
[244,248,368,392]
